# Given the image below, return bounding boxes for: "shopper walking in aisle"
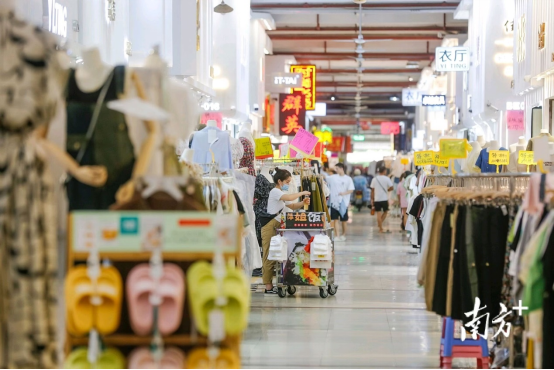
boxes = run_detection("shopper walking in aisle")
[352,168,369,211]
[371,167,394,233]
[261,168,310,294]
[327,163,355,241]
[397,171,411,230]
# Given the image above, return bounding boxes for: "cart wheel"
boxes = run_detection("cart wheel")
[319,287,329,298]
[328,284,338,295]
[287,285,297,296]
[278,287,287,298]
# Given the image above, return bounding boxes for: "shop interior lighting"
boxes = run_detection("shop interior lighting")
[390,96,399,102]
[214,1,233,14]
[262,19,273,31]
[408,77,414,82]
[330,95,336,101]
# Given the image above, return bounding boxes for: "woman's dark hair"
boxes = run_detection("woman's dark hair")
[273,167,292,184]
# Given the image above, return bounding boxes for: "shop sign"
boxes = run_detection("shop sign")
[381,122,400,135]
[422,95,446,107]
[402,88,423,107]
[488,151,509,168]
[507,110,525,131]
[435,47,470,72]
[352,134,365,142]
[254,137,274,159]
[201,101,221,111]
[507,102,524,110]
[279,93,306,136]
[539,23,546,50]
[272,73,303,88]
[289,128,319,157]
[326,137,344,152]
[200,112,223,129]
[290,65,316,111]
[48,0,68,38]
[414,151,434,166]
[439,139,469,159]
[434,152,449,167]
[313,142,323,159]
[285,212,325,229]
[518,151,536,165]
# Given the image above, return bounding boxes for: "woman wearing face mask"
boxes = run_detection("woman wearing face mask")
[261,168,311,294]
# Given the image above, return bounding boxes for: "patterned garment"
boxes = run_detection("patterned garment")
[0,10,59,368]
[254,174,275,245]
[239,137,255,176]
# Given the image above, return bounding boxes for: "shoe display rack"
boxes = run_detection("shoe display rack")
[64,210,245,369]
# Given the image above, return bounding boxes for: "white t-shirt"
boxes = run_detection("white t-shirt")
[267,188,293,221]
[371,175,393,202]
[327,174,355,210]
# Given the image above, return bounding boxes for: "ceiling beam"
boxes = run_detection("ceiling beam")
[269,34,443,41]
[317,68,422,74]
[276,52,434,60]
[268,26,467,34]
[251,2,461,11]
[317,81,414,87]
[316,91,400,96]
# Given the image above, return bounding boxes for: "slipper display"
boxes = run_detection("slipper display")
[127,263,185,336]
[65,265,123,336]
[187,261,218,336]
[128,346,186,369]
[64,347,126,369]
[222,268,250,335]
[187,348,240,369]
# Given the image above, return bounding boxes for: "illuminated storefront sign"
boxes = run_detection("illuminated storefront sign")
[48,0,68,38]
[402,88,423,107]
[279,93,306,136]
[290,65,316,111]
[435,47,470,72]
[272,73,303,88]
[422,95,447,107]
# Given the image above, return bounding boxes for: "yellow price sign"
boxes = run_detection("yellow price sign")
[434,152,449,167]
[488,150,509,173]
[400,158,409,165]
[439,139,469,159]
[414,151,434,166]
[518,151,536,165]
[254,137,274,159]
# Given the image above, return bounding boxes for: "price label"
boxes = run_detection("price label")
[400,158,409,165]
[254,137,274,159]
[434,152,449,167]
[507,110,525,131]
[488,150,509,165]
[289,128,319,157]
[414,151,434,166]
[518,151,536,165]
[439,139,469,159]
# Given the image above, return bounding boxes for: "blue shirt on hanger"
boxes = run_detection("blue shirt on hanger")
[191,126,233,171]
[475,147,508,173]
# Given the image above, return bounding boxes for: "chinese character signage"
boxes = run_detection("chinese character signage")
[422,95,446,106]
[435,47,470,72]
[518,151,536,165]
[434,152,449,167]
[326,136,345,152]
[488,150,509,168]
[402,88,423,107]
[381,122,400,135]
[290,128,319,157]
[439,139,469,159]
[254,137,274,159]
[290,65,316,111]
[285,212,325,229]
[414,151,434,166]
[279,93,306,136]
[507,110,524,131]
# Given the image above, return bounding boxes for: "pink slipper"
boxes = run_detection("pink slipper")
[158,264,185,335]
[128,346,186,369]
[127,264,155,336]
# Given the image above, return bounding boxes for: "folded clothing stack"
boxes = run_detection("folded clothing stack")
[268,235,288,261]
[310,235,332,269]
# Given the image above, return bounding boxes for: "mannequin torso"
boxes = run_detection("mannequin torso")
[486,140,500,152]
[75,48,113,93]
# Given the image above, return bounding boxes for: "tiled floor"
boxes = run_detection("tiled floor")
[242,210,442,368]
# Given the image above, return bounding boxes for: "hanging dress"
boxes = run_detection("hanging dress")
[0,10,59,368]
[65,66,135,210]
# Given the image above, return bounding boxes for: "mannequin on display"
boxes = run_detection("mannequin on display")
[65,47,158,210]
[476,135,486,148]
[475,140,508,173]
[462,141,482,173]
[191,119,233,171]
[507,145,528,173]
[238,121,256,176]
[527,129,554,151]
[510,136,528,153]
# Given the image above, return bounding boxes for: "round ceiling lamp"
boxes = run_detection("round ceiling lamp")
[214,1,234,14]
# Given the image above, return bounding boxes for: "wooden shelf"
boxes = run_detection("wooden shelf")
[71,251,238,262]
[68,334,208,347]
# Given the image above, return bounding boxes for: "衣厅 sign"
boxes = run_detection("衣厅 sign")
[435,47,470,72]
[402,88,423,107]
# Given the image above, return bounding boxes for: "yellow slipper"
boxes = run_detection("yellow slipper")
[94,266,123,335]
[64,347,126,369]
[187,348,240,369]
[65,266,94,336]
[187,262,217,336]
[222,268,250,335]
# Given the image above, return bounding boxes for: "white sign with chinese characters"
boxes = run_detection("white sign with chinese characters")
[422,95,447,107]
[402,88,423,107]
[435,47,470,72]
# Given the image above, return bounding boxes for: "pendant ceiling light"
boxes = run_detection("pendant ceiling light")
[214,1,234,14]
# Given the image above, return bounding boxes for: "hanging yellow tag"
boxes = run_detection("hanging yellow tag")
[488,150,509,173]
[518,151,536,165]
[255,137,274,159]
[439,139,469,159]
[434,152,449,167]
[414,151,434,166]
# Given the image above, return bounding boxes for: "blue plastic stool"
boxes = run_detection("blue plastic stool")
[440,317,489,369]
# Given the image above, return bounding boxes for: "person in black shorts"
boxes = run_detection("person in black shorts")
[370,167,394,233]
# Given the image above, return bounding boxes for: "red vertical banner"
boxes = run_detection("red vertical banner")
[326,137,345,152]
[290,65,316,111]
[313,142,323,158]
[279,93,306,136]
[381,122,400,135]
[345,136,353,153]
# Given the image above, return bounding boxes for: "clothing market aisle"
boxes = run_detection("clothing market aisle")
[243,212,442,368]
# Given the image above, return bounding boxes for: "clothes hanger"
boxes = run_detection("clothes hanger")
[142,176,185,201]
